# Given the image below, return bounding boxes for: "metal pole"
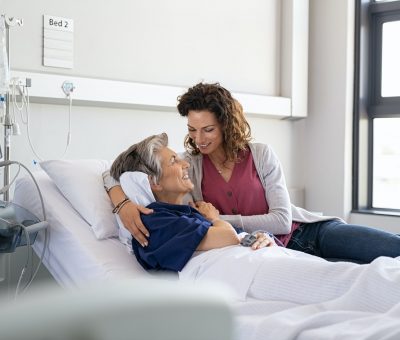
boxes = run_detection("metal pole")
[1,16,23,201]
[3,21,11,201]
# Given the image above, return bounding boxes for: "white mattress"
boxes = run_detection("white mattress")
[13,171,149,288]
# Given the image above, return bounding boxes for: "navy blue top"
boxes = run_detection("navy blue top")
[131,202,212,272]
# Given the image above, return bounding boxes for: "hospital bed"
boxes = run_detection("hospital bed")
[11,160,400,340]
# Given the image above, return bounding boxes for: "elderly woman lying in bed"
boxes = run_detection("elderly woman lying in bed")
[110,133,400,306]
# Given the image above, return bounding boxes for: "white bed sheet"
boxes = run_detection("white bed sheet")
[13,171,149,288]
[183,245,400,340]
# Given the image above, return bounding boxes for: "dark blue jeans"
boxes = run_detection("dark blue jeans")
[286,219,400,264]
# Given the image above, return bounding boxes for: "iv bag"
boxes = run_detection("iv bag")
[0,16,10,96]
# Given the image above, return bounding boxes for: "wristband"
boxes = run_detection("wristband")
[112,197,130,214]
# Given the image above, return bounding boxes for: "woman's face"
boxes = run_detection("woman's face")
[187,110,224,155]
[157,147,194,194]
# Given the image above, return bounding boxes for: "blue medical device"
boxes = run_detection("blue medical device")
[0,200,46,253]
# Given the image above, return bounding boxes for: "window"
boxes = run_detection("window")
[373,118,400,209]
[381,21,400,97]
[354,0,400,213]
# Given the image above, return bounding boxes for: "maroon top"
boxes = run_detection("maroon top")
[201,149,299,246]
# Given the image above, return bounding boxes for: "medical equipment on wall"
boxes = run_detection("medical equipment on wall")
[11,75,74,163]
[1,14,74,202]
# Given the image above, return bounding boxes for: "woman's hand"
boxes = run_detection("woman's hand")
[250,232,276,250]
[189,201,219,222]
[118,201,152,247]
[108,185,152,247]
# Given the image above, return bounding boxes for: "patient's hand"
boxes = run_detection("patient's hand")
[251,232,276,250]
[119,201,153,247]
[189,201,219,222]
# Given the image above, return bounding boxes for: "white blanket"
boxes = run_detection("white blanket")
[180,246,400,340]
[180,246,315,301]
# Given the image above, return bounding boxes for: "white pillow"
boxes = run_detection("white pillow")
[116,171,156,252]
[40,159,118,239]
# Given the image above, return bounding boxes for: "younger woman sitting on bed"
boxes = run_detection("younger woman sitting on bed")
[109,132,400,307]
[106,82,400,264]
[110,132,275,272]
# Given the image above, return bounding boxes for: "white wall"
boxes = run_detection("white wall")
[4,0,281,94]
[297,0,355,219]
[2,0,298,190]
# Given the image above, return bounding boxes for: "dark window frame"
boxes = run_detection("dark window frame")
[353,0,400,215]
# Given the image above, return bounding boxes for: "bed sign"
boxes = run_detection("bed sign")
[44,15,74,32]
[43,15,74,69]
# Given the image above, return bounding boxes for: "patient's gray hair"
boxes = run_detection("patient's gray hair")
[110,133,168,184]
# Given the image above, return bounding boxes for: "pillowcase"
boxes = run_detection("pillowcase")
[40,159,118,239]
[116,171,156,252]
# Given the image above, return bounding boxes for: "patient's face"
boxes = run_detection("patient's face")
[157,147,194,194]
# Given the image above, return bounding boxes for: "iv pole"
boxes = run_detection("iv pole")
[1,15,23,201]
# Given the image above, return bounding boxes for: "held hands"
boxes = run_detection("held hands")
[118,201,152,247]
[189,201,220,222]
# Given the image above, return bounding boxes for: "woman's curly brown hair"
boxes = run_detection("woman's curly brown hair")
[177,82,252,162]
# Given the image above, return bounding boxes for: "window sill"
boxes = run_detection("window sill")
[351,209,400,218]
[350,210,400,234]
